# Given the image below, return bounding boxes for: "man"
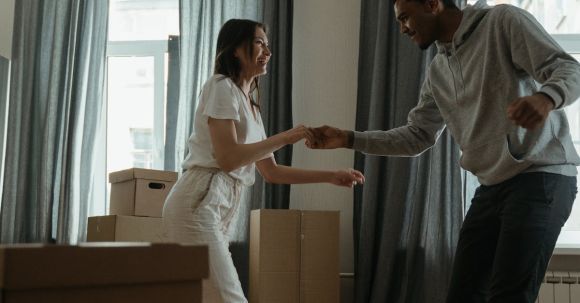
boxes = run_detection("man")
[307,0,580,302]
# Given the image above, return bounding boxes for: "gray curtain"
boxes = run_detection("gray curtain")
[251,0,294,210]
[353,1,465,302]
[0,0,108,243]
[0,56,9,197]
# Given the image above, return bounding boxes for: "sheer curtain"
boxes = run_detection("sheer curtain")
[0,0,108,243]
[353,1,465,302]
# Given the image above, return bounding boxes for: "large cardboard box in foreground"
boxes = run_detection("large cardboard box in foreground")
[0,243,208,303]
[87,216,223,303]
[109,168,177,217]
[87,215,164,242]
[250,209,340,303]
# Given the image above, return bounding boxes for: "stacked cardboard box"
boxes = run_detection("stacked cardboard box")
[0,242,208,303]
[87,168,177,242]
[250,209,340,303]
[108,168,177,217]
[87,168,230,303]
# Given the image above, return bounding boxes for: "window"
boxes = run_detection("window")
[467,0,580,246]
[104,0,179,214]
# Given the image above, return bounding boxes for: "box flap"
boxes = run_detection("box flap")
[300,211,340,279]
[0,243,208,289]
[109,168,178,184]
[250,209,301,303]
[257,209,301,273]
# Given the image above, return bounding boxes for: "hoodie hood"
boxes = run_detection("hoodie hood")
[436,0,490,53]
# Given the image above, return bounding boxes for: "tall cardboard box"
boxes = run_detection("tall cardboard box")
[87,215,164,242]
[0,243,208,303]
[109,168,177,217]
[250,209,340,303]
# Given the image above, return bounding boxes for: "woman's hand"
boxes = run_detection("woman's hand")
[278,124,315,145]
[330,169,365,188]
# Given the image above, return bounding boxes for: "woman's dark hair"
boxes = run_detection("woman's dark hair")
[214,19,267,110]
[393,0,458,9]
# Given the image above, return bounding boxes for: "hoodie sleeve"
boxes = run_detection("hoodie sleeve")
[352,77,446,156]
[503,6,580,109]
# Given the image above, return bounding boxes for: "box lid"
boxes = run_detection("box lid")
[0,243,207,289]
[109,168,178,184]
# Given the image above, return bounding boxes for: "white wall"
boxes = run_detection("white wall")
[0,0,15,59]
[291,1,361,302]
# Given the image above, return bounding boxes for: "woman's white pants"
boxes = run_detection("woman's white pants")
[162,167,247,303]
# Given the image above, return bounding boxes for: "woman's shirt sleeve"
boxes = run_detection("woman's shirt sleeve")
[202,77,241,121]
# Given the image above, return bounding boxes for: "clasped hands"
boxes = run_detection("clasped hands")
[281,124,363,187]
[282,124,349,150]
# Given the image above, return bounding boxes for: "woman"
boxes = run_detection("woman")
[162,19,365,303]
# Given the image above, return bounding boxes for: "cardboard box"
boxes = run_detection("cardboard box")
[250,209,340,303]
[0,243,208,303]
[87,216,222,303]
[109,168,177,217]
[87,215,164,242]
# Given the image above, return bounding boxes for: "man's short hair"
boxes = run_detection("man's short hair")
[393,0,458,9]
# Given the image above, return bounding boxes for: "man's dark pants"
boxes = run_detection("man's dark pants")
[446,172,577,303]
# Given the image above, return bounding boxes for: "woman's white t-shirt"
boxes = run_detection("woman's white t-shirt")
[181,74,272,186]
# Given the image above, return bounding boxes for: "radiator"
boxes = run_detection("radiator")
[537,271,580,303]
[537,252,580,303]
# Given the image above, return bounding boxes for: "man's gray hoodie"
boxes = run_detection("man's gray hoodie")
[353,1,580,185]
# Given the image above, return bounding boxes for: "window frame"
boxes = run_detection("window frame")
[105,40,168,171]
[103,40,169,213]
